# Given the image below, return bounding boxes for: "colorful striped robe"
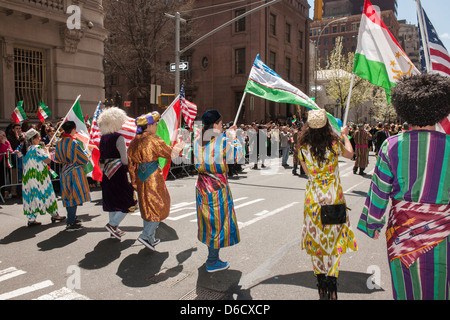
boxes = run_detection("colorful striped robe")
[55,134,91,207]
[358,130,450,299]
[194,133,243,249]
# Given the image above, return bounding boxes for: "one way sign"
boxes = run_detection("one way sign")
[170,62,189,72]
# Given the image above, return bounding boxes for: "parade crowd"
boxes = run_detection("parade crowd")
[1,73,450,301]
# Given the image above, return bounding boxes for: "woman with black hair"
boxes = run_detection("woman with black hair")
[358,74,450,300]
[297,109,356,300]
[55,121,91,230]
[194,110,243,272]
[22,128,64,226]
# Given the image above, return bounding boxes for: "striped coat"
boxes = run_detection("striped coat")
[358,130,450,299]
[194,133,243,249]
[55,135,91,207]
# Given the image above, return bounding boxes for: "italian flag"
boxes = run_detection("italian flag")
[245,54,341,134]
[353,0,420,96]
[37,101,51,121]
[12,101,27,123]
[155,95,181,180]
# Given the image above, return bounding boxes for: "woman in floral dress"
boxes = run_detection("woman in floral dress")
[297,109,357,299]
[22,129,65,226]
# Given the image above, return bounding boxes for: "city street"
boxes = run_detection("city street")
[0,152,392,301]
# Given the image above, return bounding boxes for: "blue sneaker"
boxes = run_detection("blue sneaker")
[206,260,230,273]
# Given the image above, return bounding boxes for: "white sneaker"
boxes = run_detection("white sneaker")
[137,237,160,251]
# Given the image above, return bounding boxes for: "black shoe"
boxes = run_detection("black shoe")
[359,169,366,175]
[66,222,82,230]
[27,221,42,227]
[317,274,328,300]
[327,276,338,300]
[51,215,66,223]
[353,167,358,174]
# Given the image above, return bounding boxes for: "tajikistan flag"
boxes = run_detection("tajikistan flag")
[245,54,341,134]
[37,101,51,121]
[353,0,420,97]
[155,95,181,180]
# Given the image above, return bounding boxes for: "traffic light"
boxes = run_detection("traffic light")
[158,94,175,108]
[314,0,324,21]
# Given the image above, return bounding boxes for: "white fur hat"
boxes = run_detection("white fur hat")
[97,107,128,135]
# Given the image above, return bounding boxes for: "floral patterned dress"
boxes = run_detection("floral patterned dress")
[298,141,358,257]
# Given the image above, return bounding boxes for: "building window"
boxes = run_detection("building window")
[298,62,303,84]
[285,57,291,80]
[269,51,276,71]
[285,23,291,43]
[332,26,337,33]
[298,30,304,49]
[235,9,246,32]
[269,13,276,36]
[235,48,246,74]
[14,47,47,116]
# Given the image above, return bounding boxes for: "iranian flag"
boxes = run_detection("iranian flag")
[155,95,181,180]
[12,101,27,123]
[37,101,51,121]
[65,95,90,146]
[353,0,420,96]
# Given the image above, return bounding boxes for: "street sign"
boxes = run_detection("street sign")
[170,62,189,72]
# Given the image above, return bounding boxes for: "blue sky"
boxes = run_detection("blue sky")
[307,0,450,50]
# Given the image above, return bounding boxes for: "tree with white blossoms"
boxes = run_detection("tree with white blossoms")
[319,37,381,123]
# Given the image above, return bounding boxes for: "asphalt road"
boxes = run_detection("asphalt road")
[0,151,393,303]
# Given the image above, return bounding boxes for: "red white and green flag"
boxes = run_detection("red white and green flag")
[11,101,27,123]
[353,0,420,97]
[37,101,51,121]
[155,95,182,180]
[64,95,90,146]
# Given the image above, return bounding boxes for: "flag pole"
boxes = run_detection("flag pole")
[49,94,81,145]
[343,74,355,126]
[416,0,431,72]
[233,92,247,126]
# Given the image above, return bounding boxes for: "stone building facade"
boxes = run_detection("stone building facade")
[0,0,107,126]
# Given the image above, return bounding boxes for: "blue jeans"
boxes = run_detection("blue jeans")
[140,220,160,243]
[66,206,77,224]
[281,146,290,166]
[109,211,127,227]
[206,247,220,268]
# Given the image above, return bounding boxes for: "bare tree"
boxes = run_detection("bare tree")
[103,0,195,108]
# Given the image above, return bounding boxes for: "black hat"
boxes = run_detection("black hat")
[201,110,221,125]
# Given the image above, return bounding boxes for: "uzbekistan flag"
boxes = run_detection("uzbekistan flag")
[12,101,27,123]
[155,95,181,180]
[353,0,420,97]
[37,101,51,121]
[245,54,341,133]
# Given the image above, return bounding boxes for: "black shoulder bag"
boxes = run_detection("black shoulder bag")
[320,204,348,225]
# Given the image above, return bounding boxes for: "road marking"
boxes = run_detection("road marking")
[166,197,250,221]
[0,280,54,300]
[0,267,26,282]
[238,202,300,229]
[34,287,89,300]
[254,210,269,216]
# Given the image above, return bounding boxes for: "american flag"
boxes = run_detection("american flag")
[418,2,450,77]
[118,117,137,148]
[180,83,197,130]
[89,102,103,147]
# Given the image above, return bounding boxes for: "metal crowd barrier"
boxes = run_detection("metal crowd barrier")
[0,152,62,204]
